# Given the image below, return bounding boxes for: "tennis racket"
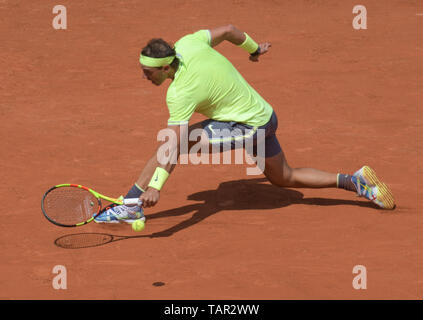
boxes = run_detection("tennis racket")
[41,184,141,227]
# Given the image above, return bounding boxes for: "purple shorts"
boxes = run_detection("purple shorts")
[200,111,282,158]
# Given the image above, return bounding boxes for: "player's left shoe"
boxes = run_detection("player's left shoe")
[94,204,145,224]
[352,165,396,209]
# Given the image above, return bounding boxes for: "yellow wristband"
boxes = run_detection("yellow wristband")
[148,167,170,191]
[238,33,259,54]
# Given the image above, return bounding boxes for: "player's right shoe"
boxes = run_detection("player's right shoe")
[352,165,396,210]
[94,204,145,224]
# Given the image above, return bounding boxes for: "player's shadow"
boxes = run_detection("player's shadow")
[145,177,376,237]
[54,177,377,248]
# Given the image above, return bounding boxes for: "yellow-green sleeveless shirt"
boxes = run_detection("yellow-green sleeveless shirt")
[166,30,273,127]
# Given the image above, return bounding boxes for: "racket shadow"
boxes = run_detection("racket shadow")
[54,232,149,249]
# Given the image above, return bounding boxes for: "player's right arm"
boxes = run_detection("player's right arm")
[209,24,245,47]
[209,24,271,61]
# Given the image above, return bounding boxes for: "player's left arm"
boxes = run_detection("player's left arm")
[137,124,186,208]
[209,24,271,62]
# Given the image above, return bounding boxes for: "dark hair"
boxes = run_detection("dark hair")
[141,38,179,69]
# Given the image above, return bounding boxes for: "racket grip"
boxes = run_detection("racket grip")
[123,198,142,206]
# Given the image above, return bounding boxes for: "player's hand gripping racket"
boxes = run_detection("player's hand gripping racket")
[41,184,142,227]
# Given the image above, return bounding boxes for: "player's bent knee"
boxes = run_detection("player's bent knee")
[267,176,292,188]
[264,165,294,187]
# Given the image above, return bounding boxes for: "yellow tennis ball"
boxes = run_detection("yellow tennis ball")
[132,220,145,232]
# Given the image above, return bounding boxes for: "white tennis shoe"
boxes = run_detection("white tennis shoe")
[352,165,396,210]
[94,204,145,224]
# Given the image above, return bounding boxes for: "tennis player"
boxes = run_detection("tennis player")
[95,25,395,223]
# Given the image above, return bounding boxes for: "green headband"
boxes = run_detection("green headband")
[139,54,175,67]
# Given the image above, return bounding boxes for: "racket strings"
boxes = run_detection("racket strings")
[43,187,100,225]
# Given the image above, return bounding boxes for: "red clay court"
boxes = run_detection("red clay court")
[1,0,422,299]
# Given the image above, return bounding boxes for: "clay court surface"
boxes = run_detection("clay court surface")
[1,0,422,299]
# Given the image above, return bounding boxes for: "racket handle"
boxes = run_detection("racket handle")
[123,198,142,206]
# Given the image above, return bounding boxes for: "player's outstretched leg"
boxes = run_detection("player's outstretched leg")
[263,150,338,188]
[262,151,396,209]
